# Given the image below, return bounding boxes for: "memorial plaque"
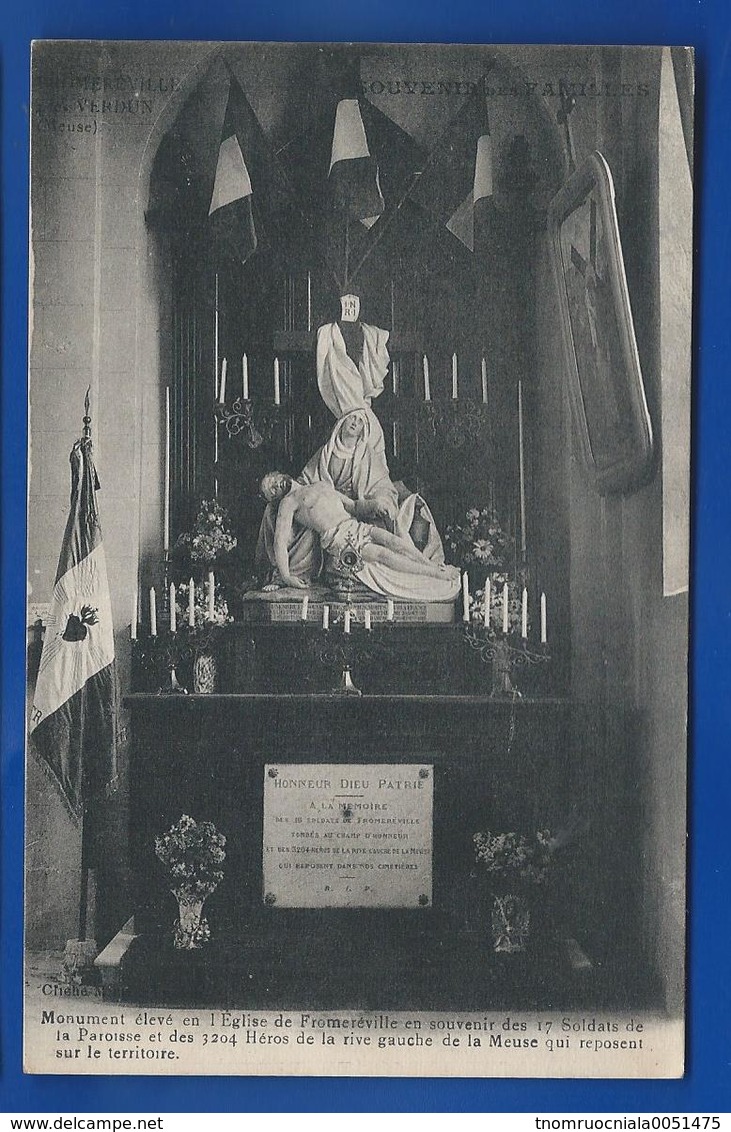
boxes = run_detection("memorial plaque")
[262,764,433,908]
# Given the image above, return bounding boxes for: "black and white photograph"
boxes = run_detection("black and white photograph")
[24,41,692,1077]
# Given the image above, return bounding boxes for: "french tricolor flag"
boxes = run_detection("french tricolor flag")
[329,98,385,229]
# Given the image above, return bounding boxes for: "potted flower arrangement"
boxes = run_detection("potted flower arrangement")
[472,829,555,953]
[445,506,513,576]
[155,814,227,949]
[173,499,237,570]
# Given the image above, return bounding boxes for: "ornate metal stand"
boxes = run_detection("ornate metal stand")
[464,625,550,698]
[214,398,276,448]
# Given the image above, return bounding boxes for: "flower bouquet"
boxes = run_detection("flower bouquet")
[445,506,512,572]
[472,829,555,953]
[173,499,237,569]
[155,814,227,948]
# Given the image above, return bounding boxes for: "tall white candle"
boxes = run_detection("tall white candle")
[462,572,470,622]
[386,599,395,622]
[518,379,526,559]
[170,583,177,633]
[307,271,312,332]
[521,587,528,639]
[484,577,491,628]
[219,357,227,404]
[502,582,509,634]
[344,609,351,634]
[163,387,170,553]
[300,595,309,622]
[207,570,215,621]
[274,357,281,406]
[322,604,330,630]
[149,587,157,637]
[188,578,195,628]
[364,609,372,631]
[541,592,547,644]
[131,591,138,640]
[392,358,399,396]
[242,354,249,400]
[481,357,488,405]
[452,353,458,400]
[422,355,431,402]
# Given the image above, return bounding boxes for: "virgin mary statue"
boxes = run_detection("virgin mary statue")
[255,298,459,603]
[255,408,458,601]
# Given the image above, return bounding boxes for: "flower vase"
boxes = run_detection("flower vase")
[193,651,217,694]
[491,892,531,953]
[172,894,210,949]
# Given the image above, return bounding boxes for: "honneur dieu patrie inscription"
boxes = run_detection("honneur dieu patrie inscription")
[262,764,433,908]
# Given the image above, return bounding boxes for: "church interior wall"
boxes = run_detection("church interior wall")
[26,42,688,1014]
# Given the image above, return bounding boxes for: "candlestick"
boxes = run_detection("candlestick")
[502,582,509,634]
[242,354,249,400]
[274,357,281,406]
[131,591,138,640]
[518,379,526,559]
[219,357,227,405]
[149,587,157,637]
[422,355,431,402]
[481,357,488,405]
[300,595,309,622]
[344,609,351,634]
[386,599,395,622]
[322,604,330,630]
[163,387,170,553]
[452,353,458,400]
[521,587,528,639]
[207,570,215,621]
[170,583,177,633]
[364,609,372,631]
[483,577,491,628]
[541,592,547,644]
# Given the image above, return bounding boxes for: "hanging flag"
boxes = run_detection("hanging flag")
[411,77,494,251]
[29,436,117,826]
[328,98,385,228]
[208,77,263,267]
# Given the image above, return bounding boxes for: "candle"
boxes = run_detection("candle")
[541,592,547,644]
[521,587,528,639]
[219,357,227,404]
[422,355,431,402]
[307,270,312,332]
[163,387,170,553]
[386,599,395,622]
[502,582,509,634]
[300,595,309,622]
[274,357,281,406]
[452,353,458,400]
[242,354,249,400]
[518,380,526,559]
[149,587,157,637]
[392,358,399,396]
[207,570,215,621]
[170,583,177,633]
[462,572,470,622]
[484,577,491,628]
[364,609,372,631]
[214,272,219,394]
[481,357,488,405]
[344,609,351,634]
[322,604,330,630]
[188,578,195,628]
[131,591,138,640]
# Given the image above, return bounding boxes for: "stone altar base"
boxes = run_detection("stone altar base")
[239,588,456,625]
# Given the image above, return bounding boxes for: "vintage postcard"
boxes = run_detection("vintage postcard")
[25,41,692,1077]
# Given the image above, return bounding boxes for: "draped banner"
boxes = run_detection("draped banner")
[29,437,117,827]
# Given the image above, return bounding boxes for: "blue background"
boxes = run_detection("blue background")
[2,0,728,1114]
